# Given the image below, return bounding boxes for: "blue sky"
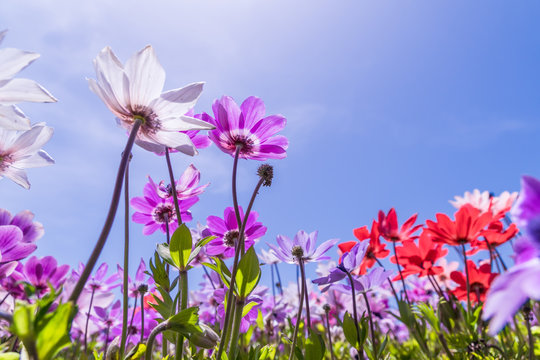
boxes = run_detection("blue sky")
[1,1,539,287]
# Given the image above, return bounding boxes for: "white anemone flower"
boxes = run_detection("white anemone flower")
[0,30,57,130]
[88,45,214,156]
[0,122,54,189]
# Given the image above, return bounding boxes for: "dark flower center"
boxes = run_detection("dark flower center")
[470,282,485,294]
[130,105,160,135]
[0,154,13,171]
[152,204,175,224]
[231,135,255,155]
[291,246,304,258]
[224,230,240,247]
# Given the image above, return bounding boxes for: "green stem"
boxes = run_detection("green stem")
[345,271,363,357]
[460,244,472,317]
[228,299,245,358]
[84,287,96,353]
[324,307,336,360]
[140,291,145,344]
[68,118,142,303]
[392,241,411,305]
[145,321,172,360]
[120,156,131,358]
[298,257,311,333]
[176,270,188,359]
[165,147,182,225]
[288,264,306,360]
[361,291,378,358]
[524,305,535,360]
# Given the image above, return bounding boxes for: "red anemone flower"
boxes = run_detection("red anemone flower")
[390,232,448,280]
[338,221,390,275]
[425,204,492,246]
[467,221,519,255]
[450,260,498,304]
[378,208,422,243]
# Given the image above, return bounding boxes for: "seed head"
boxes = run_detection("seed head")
[257,164,274,187]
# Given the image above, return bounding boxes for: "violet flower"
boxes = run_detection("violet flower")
[328,267,393,295]
[22,256,70,296]
[268,230,338,264]
[206,206,266,258]
[511,175,540,245]
[312,242,369,291]
[0,225,36,277]
[203,96,288,160]
[0,208,44,243]
[156,164,209,200]
[483,257,540,335]
[117,259,155,299]
[131,176,197,235]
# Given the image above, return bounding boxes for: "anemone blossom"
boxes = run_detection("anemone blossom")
[156,164,208,200]
[450,260,497,304]
[378,208,422,243]
[0,30,56,130]
[202,96,288,160]
[0,123,54,189]
[511,175,540,245]
[0,225,36,277]
[268,230,338,264]
[0,208,43,243]
[206,206,266,258]
[88,45,214,155]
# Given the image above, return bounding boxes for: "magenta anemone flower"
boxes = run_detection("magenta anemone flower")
[0,122,54,189]
[156,164,209,200]
[203,96,288,160]
[206,206,267,258]
[88,46,214,155]
[117,259,155,298]
[0,225,36,277]
[0,209,43,243]
[22,256,70,296]
[131,176,197,235]
[268,230,338,264]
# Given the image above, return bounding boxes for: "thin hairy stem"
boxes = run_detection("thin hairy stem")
[120,156,131,358]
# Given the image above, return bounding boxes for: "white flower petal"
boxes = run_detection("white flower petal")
[124,45,165,107]
[2,167,30,189]
[88,78,127,119]
[134,138,166,154]
[0,48,40,81]
[159,115,214,132]
[0,105,30,130]
[0,78,56,104]
[10,123,53,158]
[149,131,197,156]
[14,150,54,169]
[94,47,130,110]
[152,82,204,118]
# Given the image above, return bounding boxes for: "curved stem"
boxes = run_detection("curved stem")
[345,271,363,357]
[392,241,411,305]
[324,309,336,360]
[164,148,182,225]
[361,291,378,358]
[298,258,311,333]
[145,321,172,360]
[461,244,472,316]
[375,258,400,303]
[231,145,243,229]
[140,292,145,343]
[288,265,306,360]
[84,287,96,353]
[120,156,131,358]
[68,118,142,303]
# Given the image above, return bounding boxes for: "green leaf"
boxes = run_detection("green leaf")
[242,301,259,318]
[305,330,325,360]
[259,345,276,360]
[156,243,175,267]
[167,307,201,337]
[0,353,20,360]
[236,247,261,299]
[124,343,146,359]
[36,302,76,360]
[342,311,358,347]
[169,224,193,270]
[10,301,36,343]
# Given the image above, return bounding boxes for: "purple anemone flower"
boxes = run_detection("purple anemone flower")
[215,286,262,332]
[117,259,155,299]
[312,242,369,291]
[22,256,70,296]
[0,209,44,243]
[131,176,197,235]
[511,175,540,244]
[90,300,123,344]
[268,230,338,264]
[206,206,267,258]
[203,96,288,160]
[483,257,540,335]
[0,225,36,277]
[325,267,393,294]
[156,164,208,200]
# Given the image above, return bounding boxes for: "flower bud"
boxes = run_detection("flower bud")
[257,164,274,187]
[189,323,220,349]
